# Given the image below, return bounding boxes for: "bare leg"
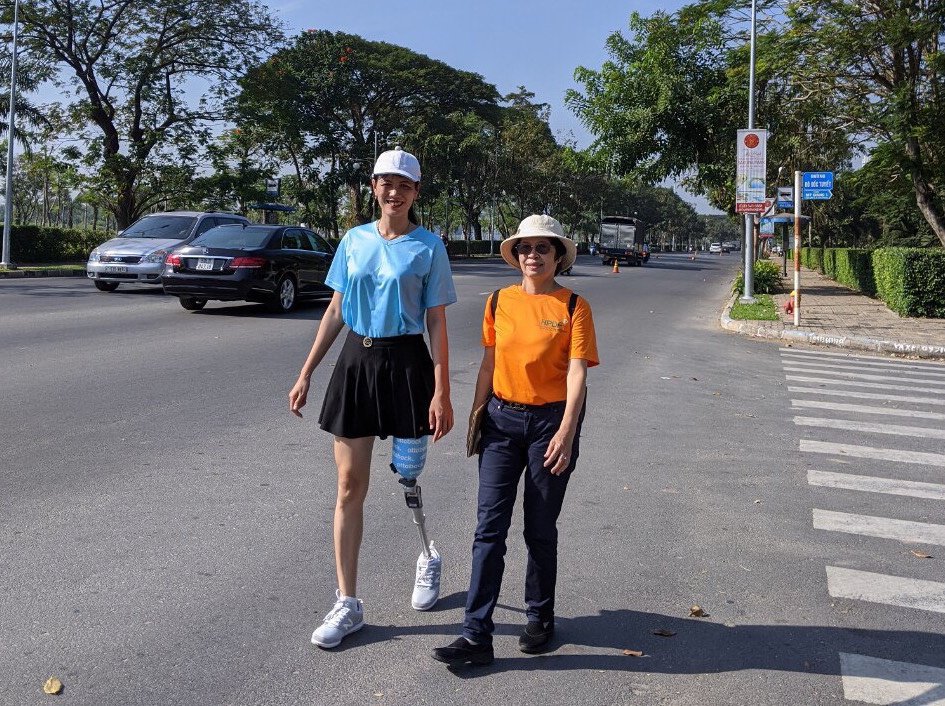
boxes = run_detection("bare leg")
[332,435,374,597]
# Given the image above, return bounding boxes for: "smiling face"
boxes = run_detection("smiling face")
[372,174,419,219]
[513,236,562,280]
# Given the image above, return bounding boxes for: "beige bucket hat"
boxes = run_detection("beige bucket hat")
[500,214,577,272]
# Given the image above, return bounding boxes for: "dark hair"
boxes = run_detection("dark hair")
[512,238,567,274]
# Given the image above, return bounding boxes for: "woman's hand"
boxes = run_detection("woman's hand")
[289,377,310,418]
[429,391,454,442]
[543,428,575,475]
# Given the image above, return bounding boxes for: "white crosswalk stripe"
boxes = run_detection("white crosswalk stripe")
[826,566,945,614]
[808,469,945,500]
[782,351,945,703]
[794,415,945,439]
[786,374,945,393]
[839,653,945,706]
[788,386,945,406]
[792,399,945,420]
[813,508,945,546]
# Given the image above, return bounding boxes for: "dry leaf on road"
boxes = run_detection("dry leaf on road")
[652,628,677,637]
[43,677,63,695]
[911,550,933,559]
[689,605,709,617]
[622,649,644,657]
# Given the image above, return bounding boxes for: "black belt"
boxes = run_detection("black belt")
[348,330,423,349]
[493,394,566,412]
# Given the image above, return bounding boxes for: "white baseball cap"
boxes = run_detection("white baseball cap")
[372,147,421,182]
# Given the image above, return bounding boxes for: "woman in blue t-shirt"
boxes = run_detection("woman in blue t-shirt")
[289,148,457,649]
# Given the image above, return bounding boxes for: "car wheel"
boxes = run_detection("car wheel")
[179,297,207,311]
[94,280,119,292]
[269,274,297,313]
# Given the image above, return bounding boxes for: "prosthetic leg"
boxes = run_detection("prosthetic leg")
[390,437,441,610]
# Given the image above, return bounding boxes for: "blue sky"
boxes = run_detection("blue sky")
[271,0,678,151]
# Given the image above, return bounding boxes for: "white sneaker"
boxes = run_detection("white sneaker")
[311,590,364,648]
[411,543,441,611]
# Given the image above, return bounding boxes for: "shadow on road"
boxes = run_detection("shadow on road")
[187,298,331,320]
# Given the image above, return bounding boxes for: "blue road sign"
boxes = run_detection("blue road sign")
[802,171,833,200]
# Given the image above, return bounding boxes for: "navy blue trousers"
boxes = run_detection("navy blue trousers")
[462,395,584,645]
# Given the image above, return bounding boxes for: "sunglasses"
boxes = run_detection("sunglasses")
[515,242,553,256]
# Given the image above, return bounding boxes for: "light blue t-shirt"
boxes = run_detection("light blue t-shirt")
[325,222,457,337]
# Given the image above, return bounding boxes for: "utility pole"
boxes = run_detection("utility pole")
[739,0,759,303]
[1,0,21,268]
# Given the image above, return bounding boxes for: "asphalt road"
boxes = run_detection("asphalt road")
[1,254,943,706]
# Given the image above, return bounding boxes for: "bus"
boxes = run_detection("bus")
[598,215,646,266]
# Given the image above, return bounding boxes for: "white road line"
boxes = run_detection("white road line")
[792,399,945,420]
[782,359,945,381]
[786,374,945,394]
[781,352,945,374]
[784,365,945,387]
[826,566,945,613]
[840,653,945,706]
[814,509,945,546]
[808,469,945,500]
[788,386,945,407]
[780,347,945,369]
[801,439,945,467]
[794,416,945,439]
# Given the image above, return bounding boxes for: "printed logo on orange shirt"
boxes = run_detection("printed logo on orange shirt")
[540,317,569,331]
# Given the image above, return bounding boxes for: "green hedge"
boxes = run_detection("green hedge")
[732,259,782,295]
[801,246,824,273]
[873,247,945,317]
[4,224,114,264]
[831,248,875,295]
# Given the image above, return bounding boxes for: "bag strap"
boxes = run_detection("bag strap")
[491,288,579,320]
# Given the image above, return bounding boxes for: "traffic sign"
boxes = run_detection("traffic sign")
[777,187,793,208]
[802,171,833,200]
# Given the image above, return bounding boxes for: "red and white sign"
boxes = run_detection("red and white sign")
[735,129,767,214]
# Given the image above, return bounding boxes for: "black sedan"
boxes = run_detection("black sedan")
[162,224,335,312]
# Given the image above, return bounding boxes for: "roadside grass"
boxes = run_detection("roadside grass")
[730,293,780,321]
[1,263,84,272]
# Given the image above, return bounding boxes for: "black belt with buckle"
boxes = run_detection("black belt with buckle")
[493,395,565,412]
[348,331,424,349]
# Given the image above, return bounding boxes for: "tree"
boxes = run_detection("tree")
[5,0,283,228]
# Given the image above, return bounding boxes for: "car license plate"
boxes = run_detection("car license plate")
[196,258,214,271]
[104,265,127,273]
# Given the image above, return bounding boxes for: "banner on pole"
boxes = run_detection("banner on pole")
[735,129,768,213]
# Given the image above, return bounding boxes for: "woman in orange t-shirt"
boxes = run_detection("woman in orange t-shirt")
[433,214,599,667]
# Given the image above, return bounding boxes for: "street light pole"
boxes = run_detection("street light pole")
[740,0,759,303]
[2,0,21,267]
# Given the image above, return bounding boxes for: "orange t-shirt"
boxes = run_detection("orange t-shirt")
[482,285,599,405]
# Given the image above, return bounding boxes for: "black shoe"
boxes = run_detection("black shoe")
[518,619,554,653]
[431,637,494,666]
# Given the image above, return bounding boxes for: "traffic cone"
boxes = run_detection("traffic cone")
[612,259,620,274]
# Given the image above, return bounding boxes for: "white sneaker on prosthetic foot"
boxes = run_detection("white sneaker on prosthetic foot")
[411,543,441,611]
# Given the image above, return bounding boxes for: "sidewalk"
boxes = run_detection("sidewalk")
[720,265,945,359]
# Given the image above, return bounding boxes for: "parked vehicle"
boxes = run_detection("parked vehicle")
[709,242,723,253]
[599,215,646,266]
[161,224,334,313]
[86,211,250,291]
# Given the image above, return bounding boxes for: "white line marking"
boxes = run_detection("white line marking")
[840,653,945,706]
[801,439,945,467]
[814,509,945,546]
[780,347,945,369]
[783,359,945,381]
[781,351,945,374]
[808,469,945,500]
[786,374,945,394]
[784,365,945,387]
[826,566,945,613]
[792,400,945,420]
[788,386,945,406]
[794,416,945,439]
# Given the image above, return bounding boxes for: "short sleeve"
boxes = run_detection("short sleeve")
[569,298,599,367]
[421,240,457,308]
[325,235,349,293]
[481,292,497,347]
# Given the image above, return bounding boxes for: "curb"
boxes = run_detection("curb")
[0,268,87,279]
[720,294,945,360]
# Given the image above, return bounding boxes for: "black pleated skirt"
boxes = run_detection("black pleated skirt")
[318,331,435,440]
